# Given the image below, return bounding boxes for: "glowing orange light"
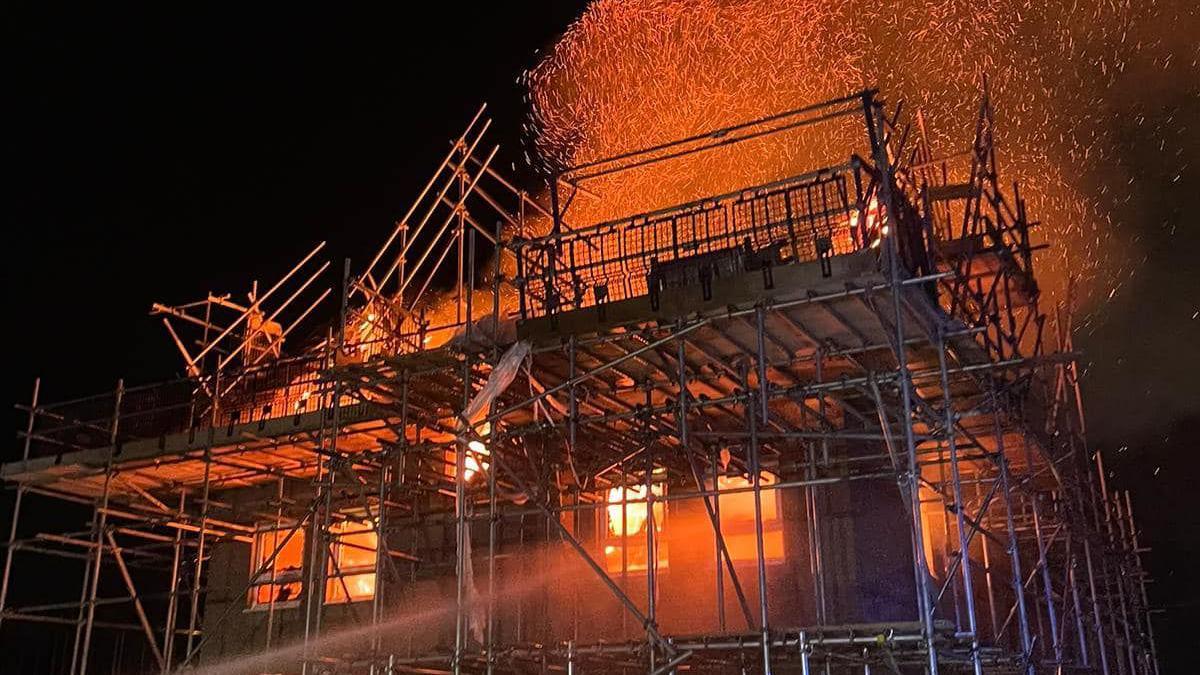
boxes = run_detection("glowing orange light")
[716,472,785,561]
[325,520,377,604]
[603,483,668,572]
[462,422,491,482]
[250,528,305,606]
[605,484,663,537]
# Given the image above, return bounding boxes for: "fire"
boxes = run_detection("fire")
[525,0,1168,310]
[463,422,490,482]
[605,484,664,537]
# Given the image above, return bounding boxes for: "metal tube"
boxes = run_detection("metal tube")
[937,331,982,675]
[993,403,1034,675]
[682,330,751,630]
[711,445,726,631]
[184,398,213,660]
[1111,492,1139,675]
[301,337,332,675]
[453,307,471,674]
[371,454,389,670]
[486,319,711,425]
[160,492,185,673]
[645,396,658,673]
[104,530,165,670]
[69,503,98,675]
[755,306,769,423]
[303,263,350,673]
[399,145,499,299]
[1084,538,1111,675]
[867,93,938,675]
[1031,486,1063,669]
[1123,492,1159,675]
[362,104,486,289]
[78,379,123,675]
[180,493,322,670]
[0,378,39,631]
[486,445,674,656]
[188,241,326,367]
[747,392,772,674]
[265,477,284,653]
[1066,542,1091,668]
[384,119,493,295]
[486,408,498,675]
[812,350,828,624]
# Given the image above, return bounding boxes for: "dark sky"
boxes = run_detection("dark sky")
[7,4,584,406]
[6,3,1197,671]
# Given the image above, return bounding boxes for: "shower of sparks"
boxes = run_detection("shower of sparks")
[521,0,1194,313]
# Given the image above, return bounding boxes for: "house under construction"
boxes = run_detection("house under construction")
[0,88,1160,675]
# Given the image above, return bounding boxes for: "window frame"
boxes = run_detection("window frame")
[601,482,669,575]
[323,518,379,605]
[247,526,306,611]
[711,471,787,565]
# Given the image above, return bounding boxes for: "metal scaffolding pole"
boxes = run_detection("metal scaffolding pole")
[160,491,185,673]
[936,330,983,675]
[77,379,123,675]
[746,387,771,675]
[184,371,217,663]
[866,91,938,675]
[992,398,1034,675]
[0,378,39,631]
[1122,491,1159,675]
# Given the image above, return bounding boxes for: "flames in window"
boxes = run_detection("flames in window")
[325,520,378,604]
[714,472,785,562]
[249,528,305,608]
[605,484,664,537]
[604,484,667,572]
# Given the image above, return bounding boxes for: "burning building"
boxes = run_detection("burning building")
[0,14,1160,674]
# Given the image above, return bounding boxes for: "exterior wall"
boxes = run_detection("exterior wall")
[198,447,925,671]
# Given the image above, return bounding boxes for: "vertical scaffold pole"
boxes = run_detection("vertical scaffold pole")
[78,379,123,675]
[1122,492,1159,675]
[265,476,285,654]
[304,261,350,673]
[1083,536,1111,675]
[936,331,982,675]
[161,490,186,673]
[486,221,501,675]
[1094,453,1129,675]
[453,237,473,674]
[992,396,1034,675]
[370,446,388,674]
[0,378,39,631]
[747,387,771,675]
[1066,538,1091,668]
[185,369,216,662]
[864,90,938,675]
[811,349,828,625]
[645,388,659,673]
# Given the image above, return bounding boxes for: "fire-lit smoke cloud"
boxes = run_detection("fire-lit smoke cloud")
[522,0,1184,308]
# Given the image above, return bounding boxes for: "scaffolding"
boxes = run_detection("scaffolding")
[1,88,1159,675]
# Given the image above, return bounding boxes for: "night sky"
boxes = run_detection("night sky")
[6,4,1197,672]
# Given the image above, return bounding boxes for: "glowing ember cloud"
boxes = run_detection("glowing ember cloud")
[523,0,1187,312]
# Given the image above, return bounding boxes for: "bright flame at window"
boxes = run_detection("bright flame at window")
[325,519,377,604]
[605,484,664,537]
[604,483,668,573]
[249,528,305,607]
[716,472,785,562]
